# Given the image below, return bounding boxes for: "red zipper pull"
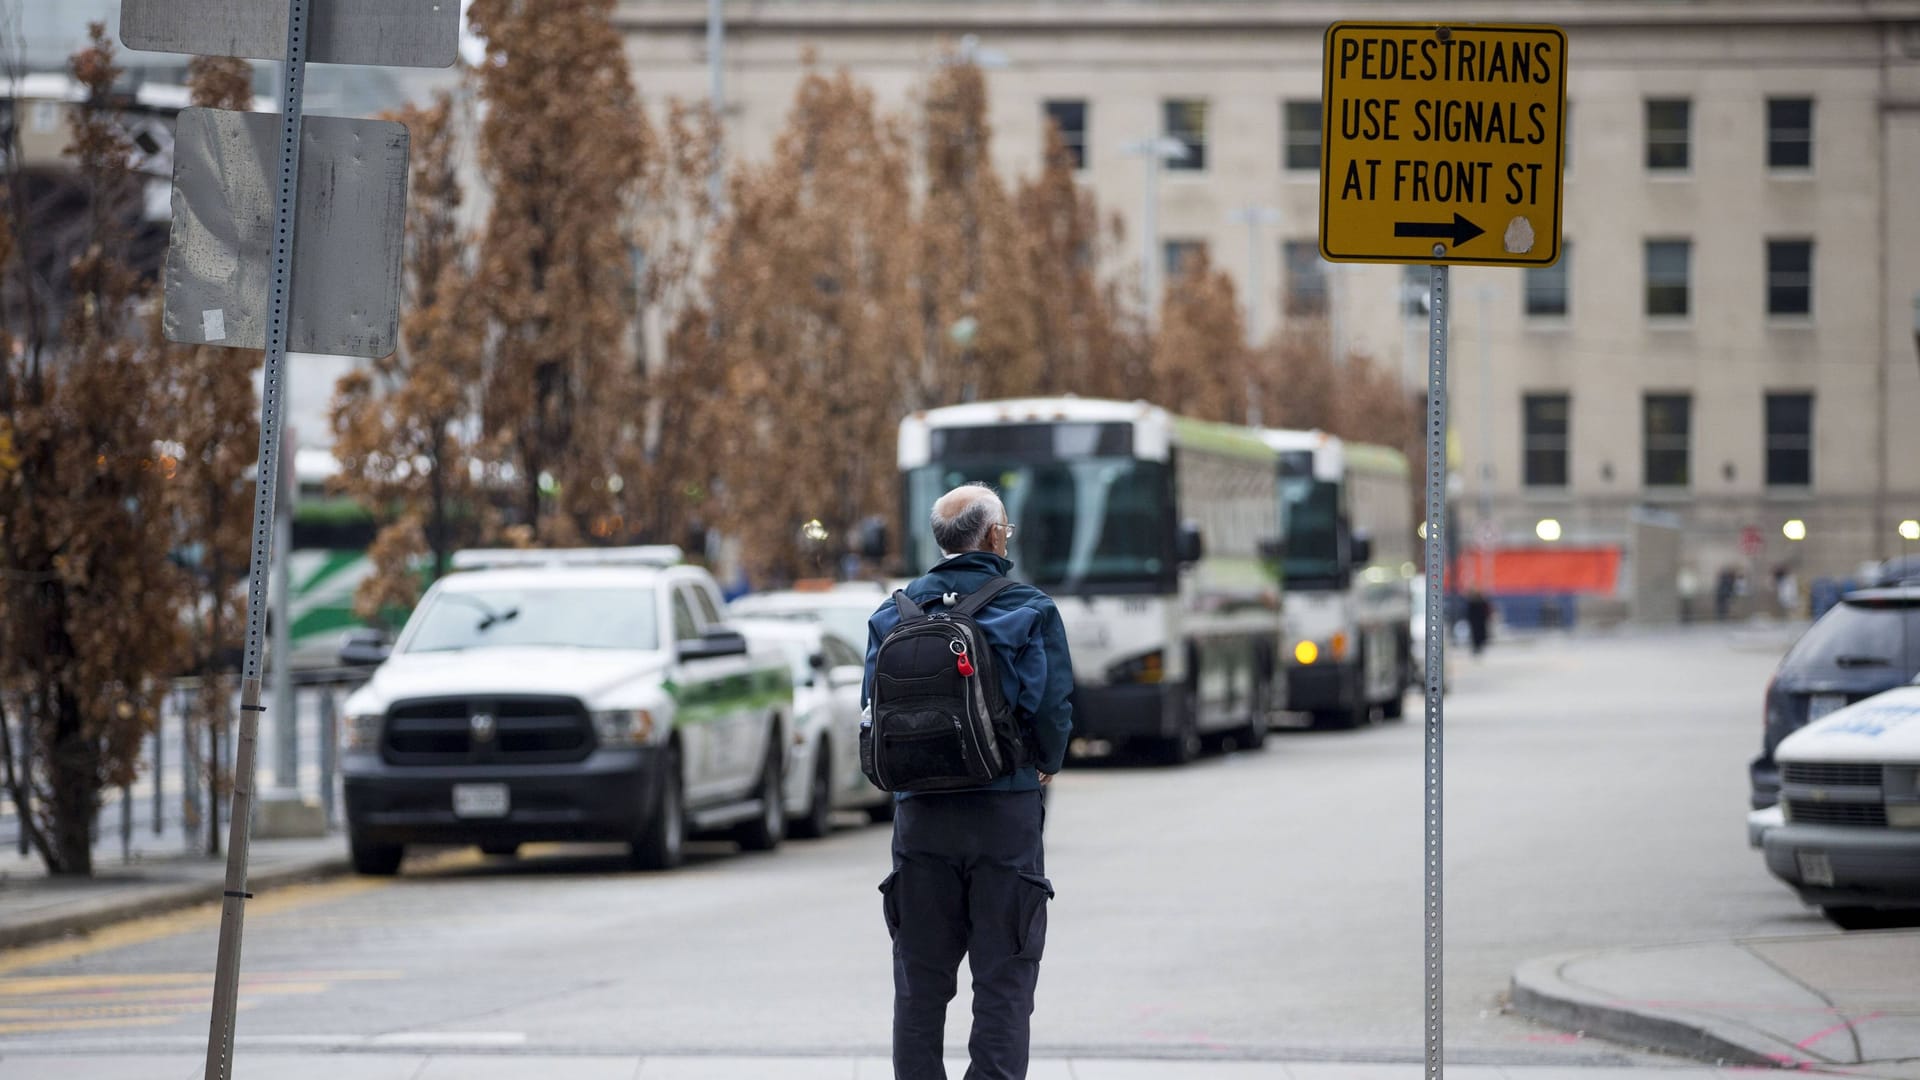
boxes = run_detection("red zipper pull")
[956,651,975,677]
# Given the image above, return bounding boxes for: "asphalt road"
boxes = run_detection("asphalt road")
[0,626,1828,1064]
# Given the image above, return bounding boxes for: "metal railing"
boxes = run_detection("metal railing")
[4,666,374,863]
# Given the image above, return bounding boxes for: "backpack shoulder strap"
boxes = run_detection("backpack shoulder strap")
[892,590,926,621]
[950,576,1020,619]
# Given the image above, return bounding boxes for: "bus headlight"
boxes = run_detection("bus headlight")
[1890,803,1920,829]
[1106,650,1163,685]
[1329,632,1350,660]
[1294,640,1320,665]
[592,709,655,747]
[342,713,384,752]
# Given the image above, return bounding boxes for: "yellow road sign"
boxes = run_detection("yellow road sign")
[1319,21,1566,267]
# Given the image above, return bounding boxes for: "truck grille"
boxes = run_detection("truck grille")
[384,696,593,765]
[1786,800,1889,828]
[1783,763,1883,788]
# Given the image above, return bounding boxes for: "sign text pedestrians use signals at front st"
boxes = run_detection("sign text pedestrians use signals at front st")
[1319,21,1566,267]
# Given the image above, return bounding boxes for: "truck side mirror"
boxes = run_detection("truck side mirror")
[857,516,890,560]
[681,628,749,661]
[1177,521,1205,565]
[1350,531,1374,567]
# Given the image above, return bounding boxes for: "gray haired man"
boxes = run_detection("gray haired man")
[862,484,1077,1079]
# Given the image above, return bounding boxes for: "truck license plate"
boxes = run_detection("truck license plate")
[453,783,510,819]
[1796,851,1835,887]
[1807,694,1847,722]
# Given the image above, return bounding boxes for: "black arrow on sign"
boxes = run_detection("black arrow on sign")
[1393,213,1486,249]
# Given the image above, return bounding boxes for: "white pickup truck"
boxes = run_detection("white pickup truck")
[340,547,793,874]
[1750,681,1920,928]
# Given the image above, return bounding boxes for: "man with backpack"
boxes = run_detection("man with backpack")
[862,483,1075,1080]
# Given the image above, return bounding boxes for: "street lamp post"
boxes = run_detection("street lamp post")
[1477,284,1494,592]
[707,0,724,214]
[1123,135,1191,314]
[1229,205,1281,425]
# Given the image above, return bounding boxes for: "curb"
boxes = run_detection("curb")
[0,852,350,951]
[1509,951,1781,1068]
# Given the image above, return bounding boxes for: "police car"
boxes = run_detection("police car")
[1750,682,1920,928]
[730,618,892,837]
[340,547,793,874]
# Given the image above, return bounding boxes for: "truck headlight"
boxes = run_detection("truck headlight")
[1294,640,1320,665]
[592,709,655,747]
[342,713,383,752]
[1106,650,1163,685]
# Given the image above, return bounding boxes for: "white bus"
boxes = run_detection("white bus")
[896,398,1283,764]
[1260,430,1415,727]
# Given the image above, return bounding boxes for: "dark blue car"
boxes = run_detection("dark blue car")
[1751,585,1920,809]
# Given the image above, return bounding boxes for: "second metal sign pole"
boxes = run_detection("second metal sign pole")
[1423,256,1450,1080]
[204,0,312,1075]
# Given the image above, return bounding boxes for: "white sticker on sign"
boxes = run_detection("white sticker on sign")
[201,308,226,341]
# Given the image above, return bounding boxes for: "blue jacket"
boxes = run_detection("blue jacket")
[863,551,1075,794]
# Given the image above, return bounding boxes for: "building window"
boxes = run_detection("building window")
[1163,239,1206,281]
[1643,393,1692,488]
[1525,242,1571,318]
[1645,240,1690,319]
[1162,98,1208,171]
[1767,239,1813,318]
[1767,97,1813,170]
[1523,394,1570,488]
[1645,98,1690,172]
[1044,100,1088,171]
[1400,263,1430,318]
[1562,101,1572,174]
[1283,240,1327,315]
[1765,393,1813,488]
[1283,100,1320,171]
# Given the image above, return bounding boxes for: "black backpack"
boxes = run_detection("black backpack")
[861,577,1027,793]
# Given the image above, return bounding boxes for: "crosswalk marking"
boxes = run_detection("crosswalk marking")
[0,970,396,1037]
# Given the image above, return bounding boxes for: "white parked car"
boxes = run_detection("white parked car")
[727,582,888,656]
[1750,681,1920,928]
[733,618,892,837]
[341,548,794,874]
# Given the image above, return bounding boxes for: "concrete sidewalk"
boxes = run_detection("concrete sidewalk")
[0,835,347,948]
[0,1055,1792,1080]
[1512,930,1920,1078]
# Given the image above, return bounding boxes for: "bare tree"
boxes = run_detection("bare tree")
[332,91,483,616]
[1152,252,1254,424]
[0,26,188,874]
[467,0,648,544]
[697,68,917,582]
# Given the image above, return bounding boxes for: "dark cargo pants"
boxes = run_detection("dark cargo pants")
[880,789,1052,1080]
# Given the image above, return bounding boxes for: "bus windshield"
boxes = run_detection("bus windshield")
[905,459,1173,590]
[1280,475,1343,589]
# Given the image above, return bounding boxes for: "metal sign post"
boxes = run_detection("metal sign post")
[1422,256,1449,1080]
[1314,22,1567,1080]
[125,0,448,1073]
[201,1,312,1074]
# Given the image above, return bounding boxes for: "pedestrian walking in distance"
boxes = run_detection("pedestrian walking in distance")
[862,483,1075,1080]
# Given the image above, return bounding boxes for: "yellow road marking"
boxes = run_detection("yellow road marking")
[0,1013,180,1035]
[0,970,401,1036]
[0,876,386,978]
[0,842,488,978]
[0,970,397,996]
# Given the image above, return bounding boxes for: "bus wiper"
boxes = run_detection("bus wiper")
[476,608,520,633]
[1834,654,1891,668]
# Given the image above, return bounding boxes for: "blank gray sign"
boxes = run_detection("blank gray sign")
[164,107,409,359]
[121,0,458,68]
